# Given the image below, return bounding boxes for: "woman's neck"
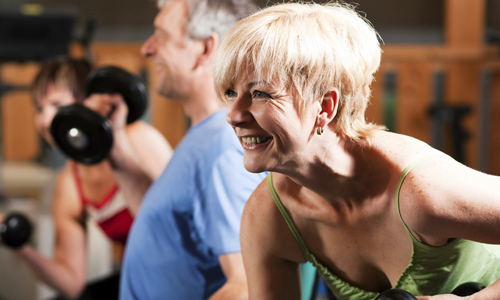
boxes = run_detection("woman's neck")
[278,131,391,207]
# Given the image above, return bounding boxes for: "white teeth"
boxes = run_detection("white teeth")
[242,136,270,145]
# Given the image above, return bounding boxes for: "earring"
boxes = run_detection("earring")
[316,126,323,135]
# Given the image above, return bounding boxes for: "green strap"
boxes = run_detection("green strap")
[268,173,311,260]
[396,155,443,238]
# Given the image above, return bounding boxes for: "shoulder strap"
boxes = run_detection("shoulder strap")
[396,155,443,239]
[71,161,88,205]
[71,161,119,209]
[267,173,311,261]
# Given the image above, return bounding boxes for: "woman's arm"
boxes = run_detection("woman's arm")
[17,165,87,299]
[240,180,303,300]
[87,94,173,215]
[402,157,500,300]
[110,120,172,215]
[401,157,500,246]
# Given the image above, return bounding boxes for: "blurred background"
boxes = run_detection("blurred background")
[0,0,499,299]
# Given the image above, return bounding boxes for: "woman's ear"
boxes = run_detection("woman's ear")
[316,88,339,127]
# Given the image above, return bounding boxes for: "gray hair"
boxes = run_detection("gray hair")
[158,0,258,40]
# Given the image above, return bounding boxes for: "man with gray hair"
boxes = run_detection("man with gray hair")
[119,0,264,299]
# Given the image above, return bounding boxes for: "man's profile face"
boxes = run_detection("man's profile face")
[141,0,198,100]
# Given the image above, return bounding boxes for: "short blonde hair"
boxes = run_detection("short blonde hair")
[214,2,385,142]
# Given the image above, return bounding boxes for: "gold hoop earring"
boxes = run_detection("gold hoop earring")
[316,127,323,135]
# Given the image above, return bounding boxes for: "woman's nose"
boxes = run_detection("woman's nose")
[226,97,252,127]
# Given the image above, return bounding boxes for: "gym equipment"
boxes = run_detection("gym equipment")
[375,289,417,300]
[50,66,148,165]
[428,71,472,165]
[0,212,32,249]
[451,282,485,296]
[373,282,485,300]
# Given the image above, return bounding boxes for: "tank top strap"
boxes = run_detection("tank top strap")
[71,161,119,209]
[396,154,447,241]
[71,161,89,205]
[267,173,311,261]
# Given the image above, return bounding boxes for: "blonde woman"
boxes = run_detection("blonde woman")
[214,2,500,300]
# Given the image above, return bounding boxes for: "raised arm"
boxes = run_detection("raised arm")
[401,157,500,300]
[240,180,303,300]
[17,165,87,299]
[85,94,173,215]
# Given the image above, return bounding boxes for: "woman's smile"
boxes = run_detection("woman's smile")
[240,136,273,150]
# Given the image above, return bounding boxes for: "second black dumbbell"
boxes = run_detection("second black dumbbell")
[50,66,148,165]
[0,212,33,249]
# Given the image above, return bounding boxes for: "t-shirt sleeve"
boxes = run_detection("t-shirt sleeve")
[196,147,266,257]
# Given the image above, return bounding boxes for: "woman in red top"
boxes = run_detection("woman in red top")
[2,57,172,299]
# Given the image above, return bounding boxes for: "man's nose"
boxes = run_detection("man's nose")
[141,35,156,57]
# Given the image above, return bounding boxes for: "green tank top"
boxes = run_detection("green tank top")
[268,156,500,299]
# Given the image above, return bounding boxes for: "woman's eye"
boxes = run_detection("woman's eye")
[252,90,270,99]
[224,89,237,98]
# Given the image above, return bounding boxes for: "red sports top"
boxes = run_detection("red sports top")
[72,163,133,245]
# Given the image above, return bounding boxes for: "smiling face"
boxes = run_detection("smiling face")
[34,83,76,147]
[141,0,198,101]
[225,72,320,173]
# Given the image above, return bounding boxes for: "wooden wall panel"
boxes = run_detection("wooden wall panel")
[0,63,41,161]
[90,43,146,74]
[445,0,485,47]
[395,62,433,144]
[489,71,500,176]
[365,69,384,127]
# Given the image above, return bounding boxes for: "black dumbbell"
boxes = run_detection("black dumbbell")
[0,213,33,249]
[50,66,148,165]
[374,282,485,300]
[375,289,417,300]
[451,282,485,296]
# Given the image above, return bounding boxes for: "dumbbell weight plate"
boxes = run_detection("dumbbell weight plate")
[375,289,417,300]
[452,282,485,296]
[0,213,33,249]
[85,66,148,124]
[51,104,114,165]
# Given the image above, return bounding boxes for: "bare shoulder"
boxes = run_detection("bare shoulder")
[241,173,306,263]
[399,153,500,244]
[371,131,438,165]
[125,121,172,151]
[52,163,84,222]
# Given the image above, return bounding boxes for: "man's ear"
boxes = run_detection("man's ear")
[316,88,339,128]
[194,33,219,69]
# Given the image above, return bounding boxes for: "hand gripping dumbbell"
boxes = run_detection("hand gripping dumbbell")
[0,213,33,249]
[50,66,148,165]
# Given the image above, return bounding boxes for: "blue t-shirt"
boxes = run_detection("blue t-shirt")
[120,110,266,300]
